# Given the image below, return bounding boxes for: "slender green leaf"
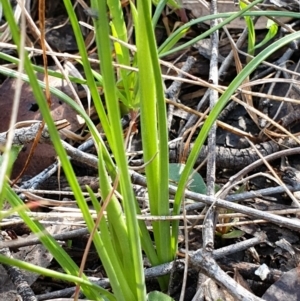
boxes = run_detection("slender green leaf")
[0,253,114,301]
[62,0,113,146]
[159,11,300,57]
[152,0,169,28]
[91,0,146,299]
[240,1,255,59]
[5,185,102,300]
[134,0,171,290]
[254,20,278,49]
[171,30,300,254]
[108,0,135,109]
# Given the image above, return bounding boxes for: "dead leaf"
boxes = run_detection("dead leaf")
[0,75,84,178]
[198,277,235,301]
[234,267,252,292]
[262,266,300,301]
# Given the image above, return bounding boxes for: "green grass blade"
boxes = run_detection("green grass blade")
[108,0,135,109]
[134,0,171,289]
[240,1,255,59]
[146,0,172,263]
[62,0,113,145]
[152,0,169,27]
[171,30,300,252]
[97,145,137,300]
[159,11,300,58]
[91,0,146,299]
[158,0,263,55]
[1,2,114,299]
[1,0,94,237]
[0,253,115,301]
[5,185,103,300]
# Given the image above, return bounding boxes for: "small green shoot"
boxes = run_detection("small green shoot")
[239,0,278,62]
[219,229,245,239]
[254,19,278,50]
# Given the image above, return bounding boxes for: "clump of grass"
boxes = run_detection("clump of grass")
[0,0,300,300]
